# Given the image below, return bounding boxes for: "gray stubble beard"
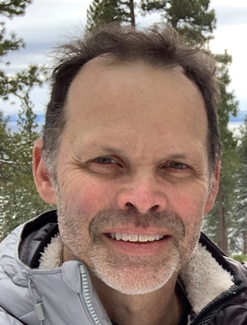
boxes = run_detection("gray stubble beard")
[56,190,202,295]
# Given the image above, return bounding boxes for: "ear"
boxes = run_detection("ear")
[32,138,57,205]
[204,160,220,215]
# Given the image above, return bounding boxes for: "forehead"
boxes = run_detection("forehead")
[63,58,207,153]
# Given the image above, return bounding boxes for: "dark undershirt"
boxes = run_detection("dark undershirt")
[111,282,191,325]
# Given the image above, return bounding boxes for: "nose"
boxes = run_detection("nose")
[117,175,167,214]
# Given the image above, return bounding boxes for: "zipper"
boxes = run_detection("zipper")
[79,264,102,325]
[28,276,46,325]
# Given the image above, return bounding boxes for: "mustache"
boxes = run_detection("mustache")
[89,208,185,238]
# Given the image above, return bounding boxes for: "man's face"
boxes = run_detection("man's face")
[38,59,219,294]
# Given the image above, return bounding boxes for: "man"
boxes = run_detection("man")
[0,25,246,325]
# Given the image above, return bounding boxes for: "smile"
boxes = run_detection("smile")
[109,233,164,242]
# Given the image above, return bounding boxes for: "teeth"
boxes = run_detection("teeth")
[110,233,164,242]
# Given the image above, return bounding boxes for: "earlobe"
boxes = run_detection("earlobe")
[204,160,220,215]
[32,138,57,205]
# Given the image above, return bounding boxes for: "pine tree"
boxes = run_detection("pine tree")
[0,96,51,240]
[0,0,48,239]
[0,1,45,103]
[202,51,241,253]
[86,0,136,31]
[0,111,11,193]
[231,118,247,254]
[140,0,216,44]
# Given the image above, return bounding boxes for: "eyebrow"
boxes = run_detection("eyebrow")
[98,146,125,155]
[92,145,190,161]
[166,153,187,159]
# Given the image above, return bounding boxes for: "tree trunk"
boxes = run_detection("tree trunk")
[129,0,135,27]
[243,231,247,255]
[218,181,228,253]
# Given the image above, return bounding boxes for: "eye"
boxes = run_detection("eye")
[160,161,192,179]
[166,161,188,169]
[87,156,123,176]
[92,157,120,165]
[93,157,117,164]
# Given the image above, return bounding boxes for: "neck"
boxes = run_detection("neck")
[90,272,183,325]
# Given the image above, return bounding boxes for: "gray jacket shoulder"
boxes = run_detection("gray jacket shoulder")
[0,307,25,325]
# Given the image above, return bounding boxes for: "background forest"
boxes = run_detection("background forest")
[0,0,247,258]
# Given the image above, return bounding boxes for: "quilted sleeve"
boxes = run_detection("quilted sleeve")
[0,307,26,325]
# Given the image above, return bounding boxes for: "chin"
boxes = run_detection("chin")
[92,257,180,295]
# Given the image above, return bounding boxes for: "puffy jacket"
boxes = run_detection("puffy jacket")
[0,210,247,325]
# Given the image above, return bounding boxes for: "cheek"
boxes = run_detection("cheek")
[170,189,207,222]
[62,177,116,215]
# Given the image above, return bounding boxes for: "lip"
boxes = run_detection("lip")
[102,226,171,236]
[102,227,172,256]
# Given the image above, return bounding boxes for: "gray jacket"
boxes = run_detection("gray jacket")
[0,210,247,325]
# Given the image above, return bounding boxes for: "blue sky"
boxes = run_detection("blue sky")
[1,0,247,122]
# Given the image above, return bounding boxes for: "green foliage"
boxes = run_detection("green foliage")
[0,101,51,240]
[203,52,241,252]
[86,0,216,41]
[141,0,216,44]
[229,118,247,253]
[231,254,247,263]
[0,0,45,102]
[0,0,32,17]
[1,65,46,101]
[140,0,167,12]
[0,111,10,190]
[0,0,48,239]
[238,118,247,208]
[86,0,135,31]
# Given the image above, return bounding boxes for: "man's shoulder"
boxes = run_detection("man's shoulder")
[200,232,247,277]
[180,233,247,324]
[214,286,247,325]
[0,307,26,325]
[0,210,58,268]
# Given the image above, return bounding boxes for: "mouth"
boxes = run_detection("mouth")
[103,231,171,256]
[110,233,165,243]
[107,233,165,243]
